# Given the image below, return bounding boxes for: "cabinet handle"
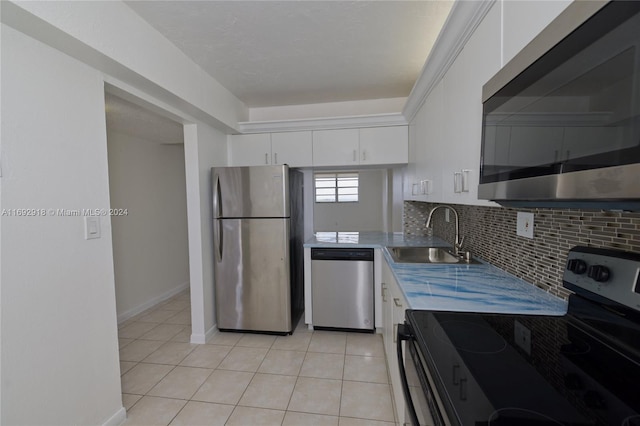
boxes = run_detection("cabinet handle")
[393,298,402,307]
[362,150,366,161]
[265,153,269,164]
[381,283,387,302]
[454,172,462,193]
[452,364,460,385]
[393,323,398,343]
[274,153,278,164]
[461,170,471,193]
[353,150,357,162]
[460,378,468,401]
[421,180,431,195]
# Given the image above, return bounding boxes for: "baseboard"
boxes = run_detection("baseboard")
[191,323,217,344]
[102,406,127,426]
[117,281,190,324]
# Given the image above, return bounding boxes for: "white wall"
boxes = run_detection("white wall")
[313,169,386,232]
[107,131,189,322]
[184,123,228,344]
[1,24,123,425]
[1,0,247,131]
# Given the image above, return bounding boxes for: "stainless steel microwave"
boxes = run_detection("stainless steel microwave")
[478,1,640,208]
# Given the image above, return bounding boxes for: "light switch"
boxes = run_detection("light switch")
[84,216,101,240]
[516,212,534,239]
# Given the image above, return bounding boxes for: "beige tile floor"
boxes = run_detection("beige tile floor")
[118,291,396,426]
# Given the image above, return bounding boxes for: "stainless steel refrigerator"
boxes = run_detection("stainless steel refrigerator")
[212,165,304,334]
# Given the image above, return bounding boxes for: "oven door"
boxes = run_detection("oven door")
[397,323,451,426]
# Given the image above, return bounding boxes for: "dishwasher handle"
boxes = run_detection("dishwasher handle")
[311,248,374,261]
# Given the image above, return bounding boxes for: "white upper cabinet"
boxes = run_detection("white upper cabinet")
[502,0,572,65]
[405,80,444,202]
[406,3,501,205]
[359,126,408,165]
[230,126,408,168]
[312,126,408,167]
[404,1,571,206]
[228,133,272,166]
[228,131,312,167]
[271,131,313,167]
[312,128,360,166]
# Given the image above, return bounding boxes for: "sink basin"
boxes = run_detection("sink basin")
[387,246,480,264]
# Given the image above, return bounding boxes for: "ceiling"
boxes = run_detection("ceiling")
[125,0,454,108]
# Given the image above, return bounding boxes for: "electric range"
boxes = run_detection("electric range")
[398,246,640,426]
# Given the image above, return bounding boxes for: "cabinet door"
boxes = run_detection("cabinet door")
[389,277,408,426]
[502,0,572,65]
[359,126,408,165]
[271,131,313,167]
[440,2,501,205]
[404,120,419,200]
[416,80,444,202]
[228,133,272,166]
[380,260,394,361]
[312,129,359,166]
[441,45,470,204]
[381,259,405,425]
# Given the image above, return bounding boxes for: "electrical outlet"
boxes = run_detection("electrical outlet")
[516,212,534,239]
[514,320,531,355]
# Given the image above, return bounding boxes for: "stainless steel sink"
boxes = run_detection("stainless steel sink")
[387,246,480,264]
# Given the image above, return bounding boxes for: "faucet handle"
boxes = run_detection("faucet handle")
[455,236,465,256]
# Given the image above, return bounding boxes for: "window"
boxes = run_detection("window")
[314,172,359,203]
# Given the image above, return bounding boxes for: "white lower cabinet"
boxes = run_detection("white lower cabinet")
[381,258,408,425]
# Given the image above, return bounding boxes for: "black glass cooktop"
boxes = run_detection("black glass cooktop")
[407,301,640,426]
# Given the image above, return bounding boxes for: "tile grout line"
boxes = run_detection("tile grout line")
[120,296,394,425]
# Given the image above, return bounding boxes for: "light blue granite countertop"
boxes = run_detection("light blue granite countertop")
[305,232,567,315]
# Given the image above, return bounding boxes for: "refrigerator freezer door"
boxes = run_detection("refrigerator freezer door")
[214,218,292,333]
[212,165,289,218]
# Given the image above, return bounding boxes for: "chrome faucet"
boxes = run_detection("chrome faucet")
[425,205,464,255]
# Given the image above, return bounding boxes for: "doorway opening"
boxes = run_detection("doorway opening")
[105,90,193,407]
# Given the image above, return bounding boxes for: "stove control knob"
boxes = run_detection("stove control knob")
[567,259,587,274]
[587,265,611,282]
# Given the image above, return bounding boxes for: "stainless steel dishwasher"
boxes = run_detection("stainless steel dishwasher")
[311,247,374,331]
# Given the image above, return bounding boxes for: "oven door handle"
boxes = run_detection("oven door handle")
[397,323,420,426]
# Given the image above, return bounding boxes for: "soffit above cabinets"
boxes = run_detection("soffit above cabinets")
[124,1,453,108]
[105,93,184,144]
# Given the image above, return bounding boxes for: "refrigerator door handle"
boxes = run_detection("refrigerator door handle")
[213,176,223,261]
[218,220,224,260]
